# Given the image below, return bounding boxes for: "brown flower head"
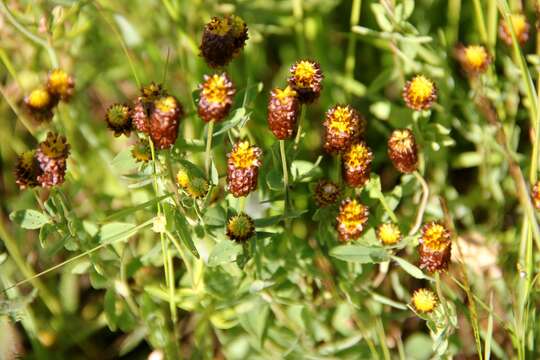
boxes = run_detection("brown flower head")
[267,86,300,140]
[418,221,452,272]
[132,83,167,134]
[198,73,236,123]
[388,128,418,173]
[149,95,183,149]
[14,150,42,190]
[226,212,255,242]
[412,288,437,313]
[376,223,402,245]
[105,103,132,137]
[403,75,437,111]
[24,88,57,122]
[323,105,365,154]
[200,15,248,68]
[314,179,341,207]
[47,69,74,101]
[36,132,70,187]
[456,45,491,75]
[287,60,323,104]
[336,198,369,241]
[532,181,540,210]
[342,141,373,188]
[499,13,529,46]
[226,141,262,197]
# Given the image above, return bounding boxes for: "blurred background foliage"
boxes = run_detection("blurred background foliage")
[1,0,540,359]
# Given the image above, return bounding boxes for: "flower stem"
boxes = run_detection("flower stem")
[205,120,215,179]
[345,0,362,93]
[409,171,429,236]
[294,105,306,150]
[378,193,398,224]
[280,140,291,230]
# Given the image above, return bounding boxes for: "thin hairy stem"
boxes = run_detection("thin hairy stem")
[409,171,429,236]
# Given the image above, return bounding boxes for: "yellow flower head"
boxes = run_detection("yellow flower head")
[26,88,51,109]
[457,45,490,75]
[47,69,74,99]
[176,169,190,189]
[228,141,262,169]
[403,75,437,111]
[328,105,357,134]
[273,86,297,104]
[377,223,402,245]
[421,221,451,251]
[343,142,373,169]
[412,288,437,313]
[500,14,529,46]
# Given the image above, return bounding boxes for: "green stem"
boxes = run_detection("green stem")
[446,0,461,46]
[409,171,429,236]
[205,120,215,178]
[345,0,362,87]
[239,196,246,213]
[378,194,398,223]
[294,105,306,150]
[280,140,291,230]
[0,219,61,315]
[292,0,305,54]
[472,0,489,45]
[0,0,58,68]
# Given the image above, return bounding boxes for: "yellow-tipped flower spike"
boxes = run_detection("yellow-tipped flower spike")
[226,212,255,242]
[412,288,437,313]
[499,13,529,46]
[532,181,540,210]
[267,86,300,140]
[456,45,491,75]
[198,73,236,123]
[226,141,263,197]
[336,198,369,241]
[342,141,373,188]
[288,60,323,104]
[24,88,57,122]
[323,105,365,154]
[402,75,437,111]
[418,221,452,272]
[376,223,402,245]
[387,128,419,173]
[47,69,74,101]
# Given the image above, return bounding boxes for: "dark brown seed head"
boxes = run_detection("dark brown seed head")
[200,15,248,68]
[323,105,365,154]
[149,95,183,149]
[47,69,74,101]
[314,179,341,207]
[198,73,236,123]
[226,212,255,242]
[402,75,437,111]
[14,150,42,190]
[226,141,262,197]
[342,141,373,188]
[267,86,300,140]
[36,132,70,188]
[418,221,452,272]
[388,128,418,173]
[499,13,529,46]
[287,60,323,104]
[105,103,132,137]
[336,198,369,241]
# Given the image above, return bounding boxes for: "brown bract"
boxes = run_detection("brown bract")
[36,132,70,188]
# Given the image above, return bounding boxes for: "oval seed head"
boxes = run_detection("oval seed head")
[418,221,452,272]
[499,13,529,46]
[376,223,402,245]
[226,141,262,197]
[105,103,133,137]
[532,181,540,210]
[14,150,42,190]
[402,75,437,111]
[342,141,373,188]
[314,179,341,207]
[47,69,74,101]
[198,73,236,123]
[287,60,323,104]
[149,95,184,149]
[323,105,365,154]
[267,86,300,140]
[35,132,70,188]
[226,212,255,242]
[412,288,437,314]
[24,88,57,122]
[200,15,248,68]
[456,45,491,75]
[336,198,369,241]
[388,128,418,173]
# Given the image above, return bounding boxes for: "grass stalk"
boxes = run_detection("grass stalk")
[472,0,489,45]
[345,0,362,89]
